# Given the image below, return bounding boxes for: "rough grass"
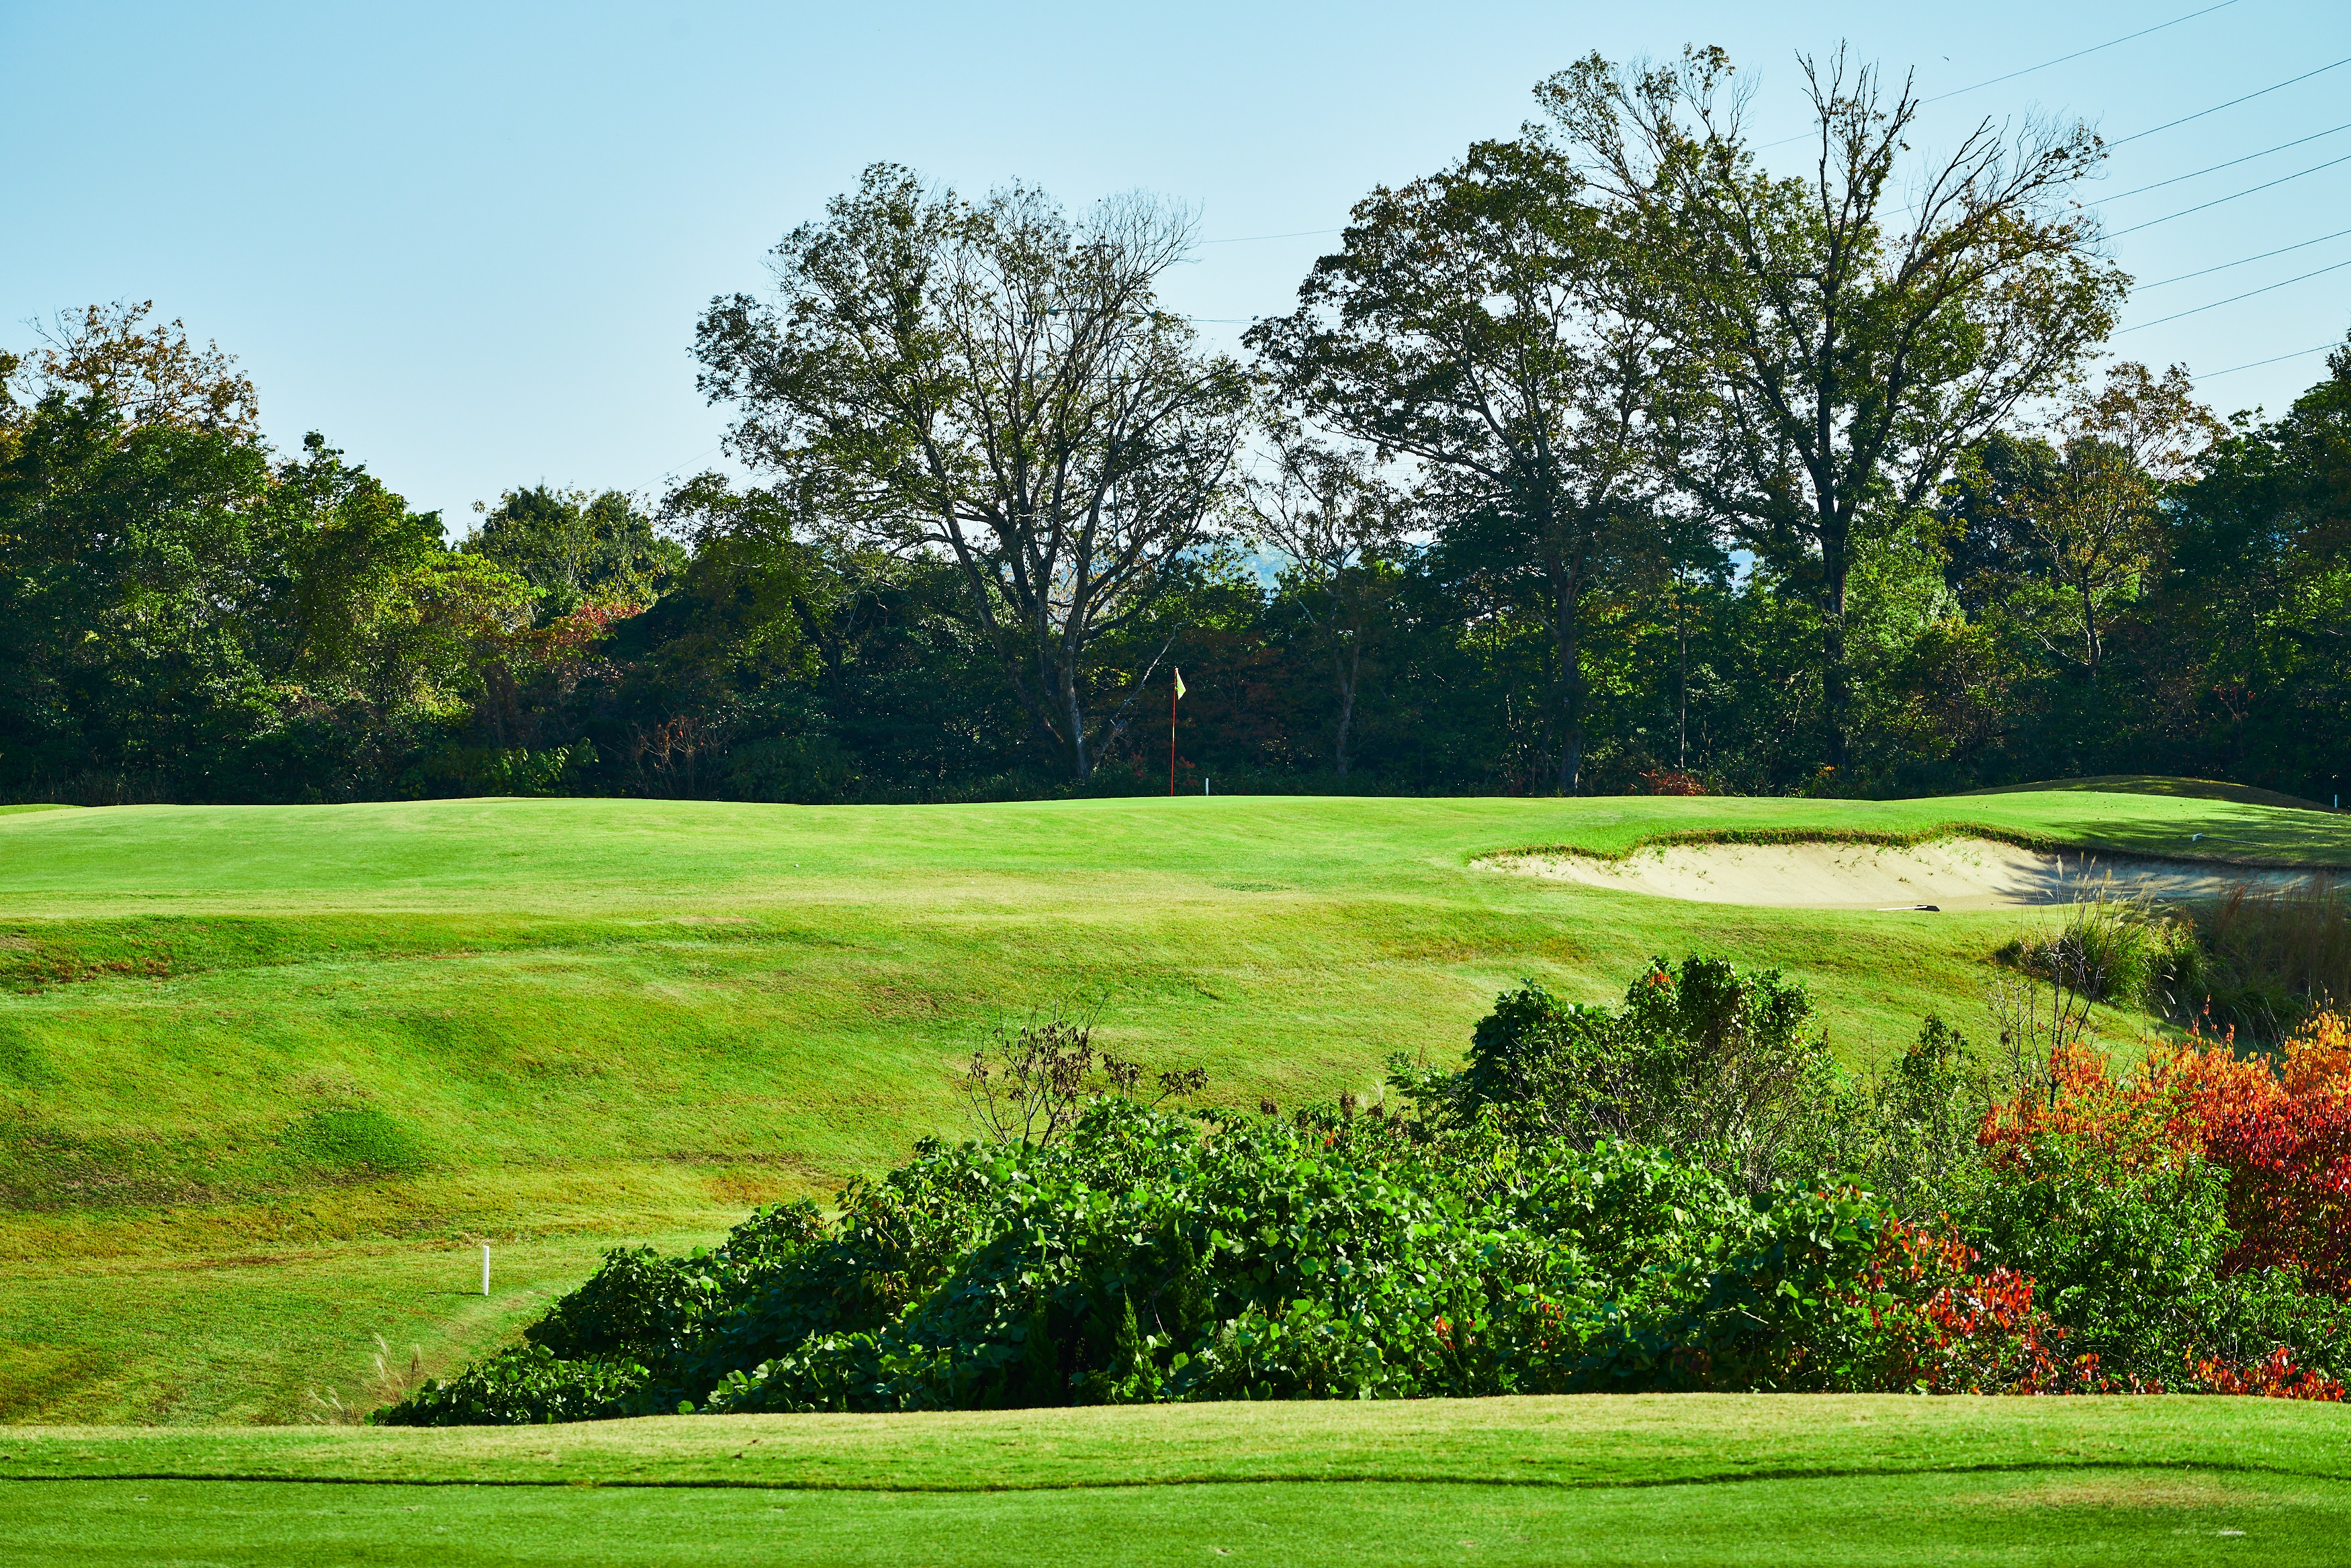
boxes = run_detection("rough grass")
[3,1397,2346,1565]
[5,790,2349,1424]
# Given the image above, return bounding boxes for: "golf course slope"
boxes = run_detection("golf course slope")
[3,783,2347,1429]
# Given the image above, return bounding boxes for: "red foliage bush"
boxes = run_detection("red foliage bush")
[2191,1344,2345,1400]
[1858,1219,2103,1395]
[1983,1012,2351,1301]
[1636,769,1705,796]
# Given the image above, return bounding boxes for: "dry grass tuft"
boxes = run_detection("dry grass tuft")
[307,1336,428,1426]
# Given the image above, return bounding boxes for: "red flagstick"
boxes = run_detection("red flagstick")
[1169,682,1177,797]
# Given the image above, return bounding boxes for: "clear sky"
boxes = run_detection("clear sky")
[6,1,2348,528]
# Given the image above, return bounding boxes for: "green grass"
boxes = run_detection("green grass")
[5,788,2349,1426]
[4,1397,2346,1564]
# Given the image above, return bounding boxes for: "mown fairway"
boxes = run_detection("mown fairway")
[5,787,2348,1425]
[5,1395,2347,1565]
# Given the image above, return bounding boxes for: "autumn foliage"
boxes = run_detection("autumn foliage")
[1984,1011,2351,1301]
[1854,1219,2100,1395]
[1974,1011,2351,1399]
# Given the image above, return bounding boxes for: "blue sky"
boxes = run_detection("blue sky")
[6,1,2348,526]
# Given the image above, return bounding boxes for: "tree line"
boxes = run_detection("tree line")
[5,50,2347,806]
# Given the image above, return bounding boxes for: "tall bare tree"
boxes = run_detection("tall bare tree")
[1544,47,2125,773]
[696,165,1249,780]
[1249,136,1678,793]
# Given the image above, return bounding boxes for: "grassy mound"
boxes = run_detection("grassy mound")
[3,787,2347,1424]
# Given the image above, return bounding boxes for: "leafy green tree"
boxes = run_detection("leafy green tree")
[461,484,682,625]
[2162,337,2351,792]
[1250,135,1679,793]
[1544,47,2124,774]
[1242,434,1409,777]
[697,164,1250,780]
[0,306,529,801]
[2016,363,2222,690]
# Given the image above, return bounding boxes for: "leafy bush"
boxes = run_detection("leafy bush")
[384,1096,2056,1424]
[1962,1134,2347,1392]
[375,1200,829,1427]
[375,964,2351,1425]
[1985,1011,2351,1298]
[1841,1015,1994,1219]
[1392,956,1835,1194]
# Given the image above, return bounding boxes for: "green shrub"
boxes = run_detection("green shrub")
[1392,956,1836,1194]
[1961,1135,2351,1391]
[1842,1014,1994,1219]
[374,953,2351,1426]
[380,1098,1957,1424]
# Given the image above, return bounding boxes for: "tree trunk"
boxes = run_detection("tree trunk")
[1059,646,1092,780]
[1544,531,1585,796]
[1677,585,1688,771]
[2082,585,2102,691]
[1332,637,1359,778]
[1820,524,1851,776]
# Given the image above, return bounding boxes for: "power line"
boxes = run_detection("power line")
[1196,228,1341,246]
[2109,56,2351,147]
[2200,340,2343,379]
[1756,6,2239,150]
[2103,121,2351,201]
[2139,226,2351,289]
[2119,256,2351,333]
[2109,150,2351,238]
[1920,1,2239,104]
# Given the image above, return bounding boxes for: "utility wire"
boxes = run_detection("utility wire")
[2119,255,2351,333]
[2103,120,2351,201]
[1920,1,2239,103]
[2200,340,2343,378]
[1759,3,2239,148]
[1196,227,1341,246]
[2139,225,2351,288]
[2109,150,2351,238]
[2109,56,2351,147]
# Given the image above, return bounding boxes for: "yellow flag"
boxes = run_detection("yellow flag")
[1173,669,1186,700]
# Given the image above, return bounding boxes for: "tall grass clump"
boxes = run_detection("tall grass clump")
[1994,885,2201,1015]
[1990,876,2351,1046]
[2177,878,2351,1044]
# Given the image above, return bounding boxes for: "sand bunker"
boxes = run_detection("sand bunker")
[1487,837,2337,911]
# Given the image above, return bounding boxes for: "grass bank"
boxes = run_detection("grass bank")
[3,788,2346,1424]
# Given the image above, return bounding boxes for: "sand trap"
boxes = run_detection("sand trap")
[1486,837,2338,911]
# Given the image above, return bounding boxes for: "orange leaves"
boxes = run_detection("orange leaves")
[1858,1218,2101,1396]
[1982,1011,2351,1301]
[2190,1345,2346,1402]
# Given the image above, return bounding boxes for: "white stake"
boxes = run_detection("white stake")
[482,1244,491,1297]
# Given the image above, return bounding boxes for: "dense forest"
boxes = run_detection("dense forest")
[5,55,2347,807]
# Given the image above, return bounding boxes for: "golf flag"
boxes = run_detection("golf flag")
[1169,669,1186,796]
